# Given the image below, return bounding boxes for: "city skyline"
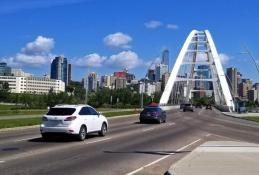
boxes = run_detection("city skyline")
[1,0,259,82]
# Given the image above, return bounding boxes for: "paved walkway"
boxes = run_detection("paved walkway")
[223,112,259,118]
[167,141,259,175]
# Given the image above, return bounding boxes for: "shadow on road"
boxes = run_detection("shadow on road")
[104,150,190,156]
[2,147,20,151]
[28,134,98,143]
[134,121,162,125]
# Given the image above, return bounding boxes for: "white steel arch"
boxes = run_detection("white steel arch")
[159,30,197,105]
[159,30,235,112]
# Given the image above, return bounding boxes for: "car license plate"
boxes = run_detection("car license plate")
[49,120,61,126]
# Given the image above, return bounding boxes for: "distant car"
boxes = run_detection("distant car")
[206,104,212,110]
[195,103,202,108]
[139,106,167,124]
[182,103,194,112]
[40,104,108,141]
[180,103,185,109]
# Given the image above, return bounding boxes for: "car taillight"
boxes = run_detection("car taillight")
[42,116,48,121]
[64,116,77,121]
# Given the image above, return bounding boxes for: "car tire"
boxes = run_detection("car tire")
[98,123,107,137]
[41,133,50,141]
[78,126,87,141]
[158,118,162,124]
[183,109,186,112]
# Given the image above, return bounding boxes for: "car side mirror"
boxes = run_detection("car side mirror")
[98,112,102,116]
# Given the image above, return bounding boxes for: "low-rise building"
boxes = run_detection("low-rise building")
[0,76,65,94]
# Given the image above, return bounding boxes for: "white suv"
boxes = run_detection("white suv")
[40,104,108,141]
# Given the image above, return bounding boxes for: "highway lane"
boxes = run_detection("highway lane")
[0,108,259,175]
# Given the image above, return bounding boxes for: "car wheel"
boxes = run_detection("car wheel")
[158,118,162,124]
[41,133,50,141]
[98,123,107,137]
[78,126,87,141]
[183,109,185,112]
[140,120,144,124]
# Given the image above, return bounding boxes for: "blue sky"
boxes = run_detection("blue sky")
[1,0,259,82]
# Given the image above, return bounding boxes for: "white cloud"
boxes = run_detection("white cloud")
[166,24,179,30]
[105,50,143,69]
[21,36,54,55]
[145,57,161,69]
[0,36,55,67]
[144,20,163,29]
[103,32,132,48]
[219,53,230,64]
[74,53,106,67]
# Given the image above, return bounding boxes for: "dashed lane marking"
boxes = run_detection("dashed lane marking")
[15,137,40,142]
[168,122,176,126]
[142,128,155,132]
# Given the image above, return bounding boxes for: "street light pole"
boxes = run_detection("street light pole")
[141,81,144,109]
[85,67,89,104]
[240,46,259,76]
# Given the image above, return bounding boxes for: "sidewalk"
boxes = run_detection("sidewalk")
[222,112,259,118]
[166,141,259,175]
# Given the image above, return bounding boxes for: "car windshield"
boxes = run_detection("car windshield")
[47,108,76,116]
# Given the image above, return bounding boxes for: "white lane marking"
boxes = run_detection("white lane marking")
[0,160,5,163]
[206,134,211,137]
[86,137,111,144]
[198,109,204,115]
[15,137,39,142]
[125,138,202,175]
[142,127,156,132]
[168,122,175,126]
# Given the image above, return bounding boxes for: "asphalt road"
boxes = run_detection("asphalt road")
[0,108,259,175]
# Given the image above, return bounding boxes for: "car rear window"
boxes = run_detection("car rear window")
[47,108,76,116]
[143,107,161,113]
[185,104,191,106]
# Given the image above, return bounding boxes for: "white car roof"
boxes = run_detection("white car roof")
[53,104,92,108]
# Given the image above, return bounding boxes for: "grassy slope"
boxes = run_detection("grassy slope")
[243,116,259,122]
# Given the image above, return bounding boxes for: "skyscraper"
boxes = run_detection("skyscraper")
[147,69,155,81]
[0,62,11,76]
[50,56,68,85]
[239,79,253,99]
[155,64,168,82]
[88,72,98,92]
[226,67,238,97]
[162,49,169,72]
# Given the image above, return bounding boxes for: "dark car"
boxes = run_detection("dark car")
[182,103,194,112]
[180,103,185,109]
[139,106,166,124]
[195,103,202,108]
